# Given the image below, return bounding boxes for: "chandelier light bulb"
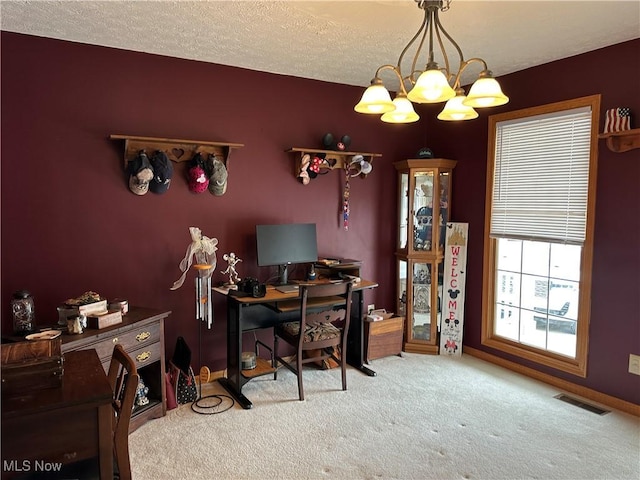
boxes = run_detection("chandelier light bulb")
[437,89,479,121]
[381,94,420,123]
[463,73,509,108]
[354,82,396,114]
[407,68,456,104]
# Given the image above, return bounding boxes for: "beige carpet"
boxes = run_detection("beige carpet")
[129,353,639,480]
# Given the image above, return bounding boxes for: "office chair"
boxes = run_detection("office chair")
[274,281,353,401]
[107,343,140,480]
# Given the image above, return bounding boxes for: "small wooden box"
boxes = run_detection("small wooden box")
[87,310,123,329]
[1,338,64,394]
[365,316,404,362]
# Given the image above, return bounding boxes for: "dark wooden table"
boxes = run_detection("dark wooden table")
[1,349,113,479]
[214,279,378,409]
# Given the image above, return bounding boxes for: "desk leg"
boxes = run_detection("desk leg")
[348,289,377,377]
[220,299,254,409]
[217,377,253,409]
[97,403,113,480]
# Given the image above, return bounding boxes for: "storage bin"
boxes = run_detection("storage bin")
[364,316,404,362]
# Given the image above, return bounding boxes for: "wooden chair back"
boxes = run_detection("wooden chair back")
[107,344,139,480]
[298,281,354,350]
[274,280,354,400]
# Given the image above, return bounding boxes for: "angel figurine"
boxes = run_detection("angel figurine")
[221,252,242,286]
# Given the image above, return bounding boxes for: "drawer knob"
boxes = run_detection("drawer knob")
[136,331,151,342]
[136,351,151,363]
[112,337,119,344]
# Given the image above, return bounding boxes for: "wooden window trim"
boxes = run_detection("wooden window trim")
[481,95,601,378]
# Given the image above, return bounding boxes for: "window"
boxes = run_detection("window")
[481,95,600,377]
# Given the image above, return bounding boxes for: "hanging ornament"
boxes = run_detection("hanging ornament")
[343,163,350,230]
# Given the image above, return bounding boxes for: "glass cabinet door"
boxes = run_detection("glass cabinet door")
[398,173,409,250]
[437,171,451,251]
[412,171,435,253]
[397,259,407,317]
[411,261,433,341]
[407,259,445,344]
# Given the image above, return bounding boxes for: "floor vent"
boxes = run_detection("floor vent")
[554,394,610,415]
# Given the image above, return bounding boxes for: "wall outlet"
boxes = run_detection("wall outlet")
[629,354,640,376]
[367,304,375,314]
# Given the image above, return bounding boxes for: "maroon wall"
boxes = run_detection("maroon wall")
[2,32,638,405]
[438,39,640,405]
[0,32,416,372]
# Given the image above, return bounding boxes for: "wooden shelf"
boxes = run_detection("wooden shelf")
[287,147,382,182]
[598,128,640,153]
[111,134,244,168]
[241,357,276,379]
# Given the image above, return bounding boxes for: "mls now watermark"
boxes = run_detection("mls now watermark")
[4,459,63,473]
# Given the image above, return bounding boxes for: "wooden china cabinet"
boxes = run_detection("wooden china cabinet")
[394,159,457,354]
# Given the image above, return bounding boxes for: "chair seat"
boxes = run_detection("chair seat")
[279,321,341,343]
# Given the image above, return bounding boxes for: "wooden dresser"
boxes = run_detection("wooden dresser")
[61,306,171,432]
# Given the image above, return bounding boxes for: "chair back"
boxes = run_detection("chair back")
[107,344,139,480]
[274,280,355,400]
[299,281,354,346]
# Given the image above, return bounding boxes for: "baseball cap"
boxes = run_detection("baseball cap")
[417,147,434,159]
[207,154,228,196]
[127,151,154,196]
[149,150,174,194]
[188,153,209,193]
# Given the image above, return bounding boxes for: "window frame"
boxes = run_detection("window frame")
[481,95,600,377]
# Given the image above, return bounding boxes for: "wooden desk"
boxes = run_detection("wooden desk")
[1,349,113,480]
[214,280,378,409]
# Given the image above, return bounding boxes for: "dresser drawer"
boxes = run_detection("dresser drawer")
[92,323,160,362]
[130,341,161,370]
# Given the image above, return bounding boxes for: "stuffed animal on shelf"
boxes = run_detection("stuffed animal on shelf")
[322,133,351,151]
[135,378,150,407]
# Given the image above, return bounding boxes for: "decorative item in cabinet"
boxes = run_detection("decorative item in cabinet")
[394,158,457,354]
[60,306,171,432]
[287,147,382,183]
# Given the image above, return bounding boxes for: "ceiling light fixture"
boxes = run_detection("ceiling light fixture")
[354,0,509,123]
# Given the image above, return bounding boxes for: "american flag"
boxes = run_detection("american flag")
[604,107,632,133]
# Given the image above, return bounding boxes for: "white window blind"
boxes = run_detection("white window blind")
[491,107,592,245]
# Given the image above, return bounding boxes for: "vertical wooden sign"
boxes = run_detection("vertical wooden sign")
[440,223,468,356]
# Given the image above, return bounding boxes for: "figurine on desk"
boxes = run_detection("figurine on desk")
[221,252,242,288]
[307,264,317,281]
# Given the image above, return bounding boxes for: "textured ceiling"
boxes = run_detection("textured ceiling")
[1,0,639,90]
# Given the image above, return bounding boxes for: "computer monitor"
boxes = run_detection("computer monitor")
[256,223,318,285]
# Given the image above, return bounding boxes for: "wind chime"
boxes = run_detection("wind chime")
[170,226,218,329]
[170,227,234,413]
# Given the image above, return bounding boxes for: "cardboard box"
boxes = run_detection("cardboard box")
[365,316,404,362]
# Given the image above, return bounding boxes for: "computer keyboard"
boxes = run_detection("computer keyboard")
[276,285,299,293]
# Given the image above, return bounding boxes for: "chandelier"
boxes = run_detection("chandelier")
[354,0,509,123]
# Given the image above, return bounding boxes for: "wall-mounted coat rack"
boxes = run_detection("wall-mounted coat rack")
[111,135,244,167]
[287,147,382,182]
[598,128,640,153]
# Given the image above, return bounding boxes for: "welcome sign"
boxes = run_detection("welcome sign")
[440,223,469,356]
